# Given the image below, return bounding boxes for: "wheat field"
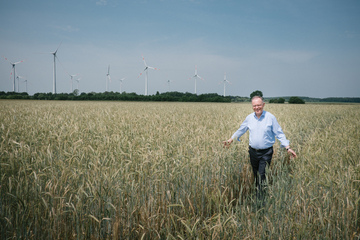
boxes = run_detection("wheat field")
[0,100,359,239]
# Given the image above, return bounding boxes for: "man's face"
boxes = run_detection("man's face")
[252,98,265,117]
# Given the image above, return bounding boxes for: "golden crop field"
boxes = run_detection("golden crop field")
[1,100,359,239]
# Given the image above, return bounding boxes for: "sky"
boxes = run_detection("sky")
[0,0,360,98]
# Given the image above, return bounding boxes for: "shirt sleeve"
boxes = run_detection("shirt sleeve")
[272,116,290,148]
[231,116,249,141]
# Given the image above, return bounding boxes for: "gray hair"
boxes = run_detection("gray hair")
[251,95,264,102]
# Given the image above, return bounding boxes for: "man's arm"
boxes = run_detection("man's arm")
[272,116,297,158]
[272,117,290,148]
[223,116,249,148]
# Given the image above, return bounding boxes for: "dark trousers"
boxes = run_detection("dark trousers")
[249,146,273,199]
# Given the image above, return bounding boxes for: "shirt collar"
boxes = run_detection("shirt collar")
[254,110,266,120]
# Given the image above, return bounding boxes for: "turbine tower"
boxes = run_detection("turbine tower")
[2,56,23,92]
[16,76,21,92]
[189,65,204,94]
[50,42,62,94]
[166,79,173,92]
[118,78,125,93]
[17,75,28,93]
[138,55,158,96]
[23,79,28,93]
[69,74,77,92]
[220,72,231,97]
[75,77,81,92]
[106,65,111,92]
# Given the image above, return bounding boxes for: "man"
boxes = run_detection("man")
[223,96,297,199]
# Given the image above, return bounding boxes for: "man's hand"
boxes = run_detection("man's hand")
[223,138,233,148]
[286,147,297,159]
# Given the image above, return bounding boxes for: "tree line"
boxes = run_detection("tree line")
[1,91,359,103]
[268,97,305,104]
[0,91,231,102]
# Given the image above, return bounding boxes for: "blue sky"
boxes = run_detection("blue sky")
[1,0,359,98]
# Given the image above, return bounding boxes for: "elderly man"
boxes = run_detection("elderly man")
[223,96,297,199]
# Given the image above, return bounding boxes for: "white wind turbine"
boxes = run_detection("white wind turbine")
[16,75,21,92]
[16,75,28,92]
[138,55,159,96]
[2,56,24,92]
[69,74,77,92]
[220,72,231,97]
[106,65,111,92]
[18,75,28,93]
[23,79,28,93]
[75,77,81,92]
[189,65,204,94]
[49,42,62,94]
[166,79,173,92]
[118,77,125,93]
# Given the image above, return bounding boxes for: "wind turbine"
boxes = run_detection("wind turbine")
[118,77,125,93]
[16,76,21,92]
[18,75,28,93]
[69,74,77,92]
[49,42,62,94]
[106,65,111,92]
[23,79,28,93]
[2,56,24,92]
[166,79,173,92]
[189,65,204,94]
[220,72,231,97]
[75,77,81,92]
[16,75,27,92]
[138,55,158,96]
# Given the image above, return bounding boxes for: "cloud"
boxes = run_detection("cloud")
[344,30,360,39]
[96,0,107,5]
[55,25,79,32]
[260,50,319,63]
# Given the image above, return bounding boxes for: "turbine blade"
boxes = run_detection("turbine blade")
[142,55,148,67]
[55,41,63,54]
[14,60,23,65]
[3,56,24,65]
[197,75,204,81]
[2,56,15,64]
[2,56,11,64]
[148,66,159,70]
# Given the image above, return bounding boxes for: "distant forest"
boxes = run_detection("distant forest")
[0,91,232,102]
[1,91,359,103]
[264,96,360,103]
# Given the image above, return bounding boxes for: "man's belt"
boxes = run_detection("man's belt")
[249,146,272,152]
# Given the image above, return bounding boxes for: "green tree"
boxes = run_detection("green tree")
[278,97,285,103]
[250,90,263,99]
[269,98,277,103]
[270,98,285,103]
[73,89,79,96]
[289,96,305,104]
